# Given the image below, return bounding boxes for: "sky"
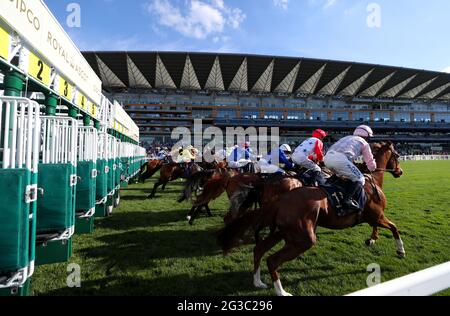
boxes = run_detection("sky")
[45,0,450,73]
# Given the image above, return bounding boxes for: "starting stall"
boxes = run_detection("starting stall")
[95,132,111,218]
[75,126,98,234]
[105,134,118,215]
[0,0,146,296]
[0,96,41,296]
[35,117,78,265]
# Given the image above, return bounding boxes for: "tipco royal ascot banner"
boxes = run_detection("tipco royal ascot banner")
[0,0,102,106]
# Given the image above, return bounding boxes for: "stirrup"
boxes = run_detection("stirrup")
[343,199,361,211]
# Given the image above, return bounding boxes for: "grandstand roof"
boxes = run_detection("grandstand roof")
[82,52,450,101]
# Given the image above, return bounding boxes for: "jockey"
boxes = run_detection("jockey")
[156,148,167,161]
[259,144,294,174]
[228,142,254,171]
[292,129,328,185]
[214,148,228,163]
[324,125,377,212]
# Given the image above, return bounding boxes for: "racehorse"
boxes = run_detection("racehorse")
[139,159,163,183]
[226,174,303,225]
[184,170,261,225]
[217,141,405,296]
[147,163,202,199]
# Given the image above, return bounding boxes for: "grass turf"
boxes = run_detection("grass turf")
[31,161,450,296]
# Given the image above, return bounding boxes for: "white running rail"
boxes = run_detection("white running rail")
[347,262,450,296]
[401,155,450,161]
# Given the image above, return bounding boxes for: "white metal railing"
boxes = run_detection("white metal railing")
[401,155,450,161]
[347,262,450,296]
[78,126,98,162]
[97,132,109,160]
[41,117,78,167]
[1,97,41,172]
[0,96,40,289]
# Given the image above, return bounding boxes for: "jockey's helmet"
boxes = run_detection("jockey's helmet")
[312,129,328,140]
[354,125,374,138]
[280,144,292,154]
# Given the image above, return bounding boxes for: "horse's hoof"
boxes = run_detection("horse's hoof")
[365,239,376,247]
[397,251,406,258]
[254,282,268,289]
[279,292,293,297]
[186,216,192,222]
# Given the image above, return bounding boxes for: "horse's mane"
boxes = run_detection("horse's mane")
[371,141,393,158]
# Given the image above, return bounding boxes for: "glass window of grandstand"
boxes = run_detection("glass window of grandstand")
[287,112,307,120]
[435,113,450,123]
[414,113,431,123]
[394,113,410,122]
[216,109,237,119]
[264,111,284,120]
[193,109,213,119]
[352,112,370,122]
[374,112,390,122]
[242,111,259,119]
[310,112,328,121]
[332,112,349,122]
[286,100,307,109]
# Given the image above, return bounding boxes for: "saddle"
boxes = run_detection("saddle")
[319,175,366,217]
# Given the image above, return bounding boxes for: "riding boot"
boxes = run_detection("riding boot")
[343,181,364,212]
[312,171,325,186]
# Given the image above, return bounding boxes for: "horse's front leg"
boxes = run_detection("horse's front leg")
[148,180,163,199]
[375,216,406,258]
[188,206,201,225]
[204,204,213,217]
[365,226,379,247]
[253,232,282,289]
[186,206,196,223]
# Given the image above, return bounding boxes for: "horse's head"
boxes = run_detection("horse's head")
[372,141,403,178]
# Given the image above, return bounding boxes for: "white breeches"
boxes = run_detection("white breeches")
[292,154,321,173]
[324,151,365,185]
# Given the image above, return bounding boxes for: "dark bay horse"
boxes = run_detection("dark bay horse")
[139,159,163,183]
[148,163,202,199]
[217,142,405,296]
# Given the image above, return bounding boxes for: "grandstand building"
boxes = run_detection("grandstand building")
[82,52,450,154]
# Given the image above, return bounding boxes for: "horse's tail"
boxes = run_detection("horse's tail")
[178,170,214,203]
[217,206,276,253]
[229,184,259,214]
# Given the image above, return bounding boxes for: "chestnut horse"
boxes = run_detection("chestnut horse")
[185,170,261,225]
[217,142,405,296]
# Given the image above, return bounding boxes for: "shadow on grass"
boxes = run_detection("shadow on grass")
[78,229,221,270]
[95,211,185,230]
[120,195,150,201]
[38,271,255,296]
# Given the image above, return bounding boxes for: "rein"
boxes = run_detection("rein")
[375,168,396,173]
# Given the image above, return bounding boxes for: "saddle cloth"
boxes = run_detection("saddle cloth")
[319,175,366,217]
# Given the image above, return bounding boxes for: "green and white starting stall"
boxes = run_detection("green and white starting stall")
[0,0,146,296]
[75,126,98,234]
[35,116,78,265]
[0,97,41,296]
